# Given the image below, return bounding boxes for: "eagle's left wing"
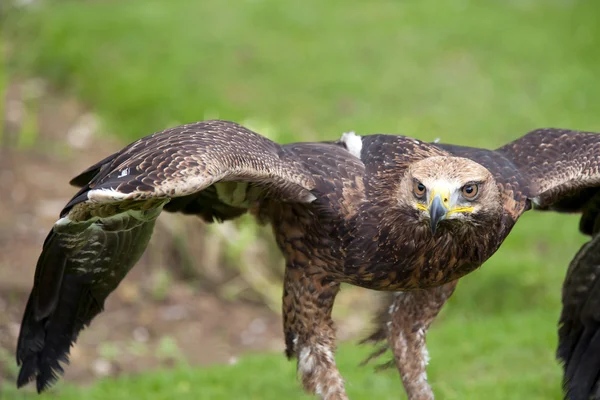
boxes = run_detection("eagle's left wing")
[496,128,600,400]
[496,128,600,234]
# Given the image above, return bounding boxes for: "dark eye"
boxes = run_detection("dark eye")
[413,181,426,198]
[461,183,479,200]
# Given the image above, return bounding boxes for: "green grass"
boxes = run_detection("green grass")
[2,309,562,400]
[4,0,600,398]
[8,0,600,145]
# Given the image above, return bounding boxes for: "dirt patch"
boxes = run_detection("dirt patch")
[0,80,380,391]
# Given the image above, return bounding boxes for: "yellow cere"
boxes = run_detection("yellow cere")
[428,188,451,207]
[417,188,474,214]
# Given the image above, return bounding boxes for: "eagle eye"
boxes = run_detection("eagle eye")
[461,183,479,200]
[413,180,426,199]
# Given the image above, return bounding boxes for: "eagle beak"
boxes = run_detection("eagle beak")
[429,194,449,234]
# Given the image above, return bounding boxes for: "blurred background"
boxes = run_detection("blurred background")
[1,0,599,399]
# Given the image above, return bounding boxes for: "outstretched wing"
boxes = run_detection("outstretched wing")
[558,234,600,400]
[497,128,600,399]
[496,128,600,234]
[16,120,319,392]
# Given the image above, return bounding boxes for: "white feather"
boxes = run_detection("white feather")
[87,188,129,203]
[340,131,363,159]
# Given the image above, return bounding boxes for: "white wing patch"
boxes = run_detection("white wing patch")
[301,192,317,203]
[87,188,129,203]
[340,131,362,159]
[118,168,130,178]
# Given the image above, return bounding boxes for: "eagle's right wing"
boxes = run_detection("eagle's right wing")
[16,120,322,393]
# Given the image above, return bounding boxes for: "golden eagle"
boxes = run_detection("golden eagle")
[15,120,600,400]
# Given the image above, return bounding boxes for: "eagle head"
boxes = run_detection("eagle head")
[399,156,502,234]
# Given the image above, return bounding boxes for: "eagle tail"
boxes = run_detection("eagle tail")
[358,293,394,368]
[16,232,103,393]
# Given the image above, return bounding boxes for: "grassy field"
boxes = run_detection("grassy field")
[1,311,561,400]
[4,0,600,398]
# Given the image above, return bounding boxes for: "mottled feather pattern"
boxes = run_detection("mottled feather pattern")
[15,121,600,400]
[66,120,318,220]
[497,128,600,209]
[343,135,506,289]
[282,141,366,221]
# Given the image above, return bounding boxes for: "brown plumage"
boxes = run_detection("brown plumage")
[14,120,600,400]
[558,233,600,400]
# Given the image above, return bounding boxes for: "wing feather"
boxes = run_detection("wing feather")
[558,234,600,400]
[497,128,600,211]
[69,152,120,187]
[498,128,600,398]
[65,120,316,219]
[17,206,161,392]
[16,119,325,392]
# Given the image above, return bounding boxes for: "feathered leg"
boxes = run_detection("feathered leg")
[362,282,457,400]
[283,267,347,400]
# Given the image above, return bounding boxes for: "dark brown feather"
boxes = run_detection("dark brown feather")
[69,152,119,187]
[497,128,600,212]
[17,120,334,392]
[559,235,600,400]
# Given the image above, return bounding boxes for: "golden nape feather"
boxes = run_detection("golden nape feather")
[16,120,600,400]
